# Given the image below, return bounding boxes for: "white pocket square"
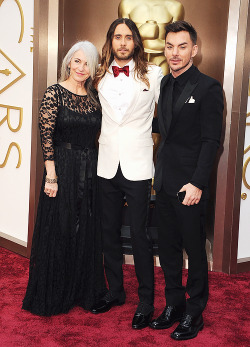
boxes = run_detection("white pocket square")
[188,96,195,103]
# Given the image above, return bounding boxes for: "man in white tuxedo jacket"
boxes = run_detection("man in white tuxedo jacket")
[91,18,163,329]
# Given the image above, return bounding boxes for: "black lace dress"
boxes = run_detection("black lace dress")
[22,84,107,316]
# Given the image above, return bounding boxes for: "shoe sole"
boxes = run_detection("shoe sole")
[171,322,204,340]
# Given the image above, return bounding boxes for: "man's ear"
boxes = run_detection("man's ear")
[192,45,198,58]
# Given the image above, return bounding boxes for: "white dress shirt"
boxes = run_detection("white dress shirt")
[100,59,136,122]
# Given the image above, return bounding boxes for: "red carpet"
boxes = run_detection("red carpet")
[0,246,249,346]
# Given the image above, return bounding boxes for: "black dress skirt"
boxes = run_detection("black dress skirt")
[22,84,107,316]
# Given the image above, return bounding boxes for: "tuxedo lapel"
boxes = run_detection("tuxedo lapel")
[173,80,198,116]
[171,68,200,128]
[158,75,170,138]
[120,76,141,124]
[98,71,120,124]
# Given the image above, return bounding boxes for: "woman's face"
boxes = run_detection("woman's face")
[68,49,90,84]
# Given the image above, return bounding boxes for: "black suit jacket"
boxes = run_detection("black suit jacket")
[154,66,223,199]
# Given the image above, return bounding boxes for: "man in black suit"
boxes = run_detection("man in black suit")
[150,21,223,340]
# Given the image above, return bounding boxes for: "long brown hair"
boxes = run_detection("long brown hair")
[94,18,149,88]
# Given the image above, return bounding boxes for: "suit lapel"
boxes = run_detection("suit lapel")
[173,80,198,116]
[121,75,141,124]
[157,75,170,138]
[171,67,200,128]
[158,67,201,137]
[98,70,120,124]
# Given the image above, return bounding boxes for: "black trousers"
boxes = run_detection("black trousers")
[156,189,209,317]
[99,165,154,306]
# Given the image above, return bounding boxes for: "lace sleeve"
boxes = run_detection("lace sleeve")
[39,85,60,161]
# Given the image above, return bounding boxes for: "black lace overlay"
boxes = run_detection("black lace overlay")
[39,84,100,161]
[23,84,107,316]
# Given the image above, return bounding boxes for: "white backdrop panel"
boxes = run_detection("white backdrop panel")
[238,92,250,259]
[0,0,34,245]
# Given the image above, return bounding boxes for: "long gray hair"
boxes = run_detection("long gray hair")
[59,41,100,107]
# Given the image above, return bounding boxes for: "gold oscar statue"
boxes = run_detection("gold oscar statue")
[118,0,184,75]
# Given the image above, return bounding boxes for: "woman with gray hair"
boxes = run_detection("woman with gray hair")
[22,41,107,316]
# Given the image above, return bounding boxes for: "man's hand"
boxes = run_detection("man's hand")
[179,183,202,206]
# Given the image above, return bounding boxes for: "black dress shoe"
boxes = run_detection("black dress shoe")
[171,313,204,340]
[132,302,154,329]
[132,311,154,329]
[149,305,185,329]
[91,291,125,314]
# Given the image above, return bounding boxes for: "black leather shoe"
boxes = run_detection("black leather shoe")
[91,291,125,314]
[149,304,185,329]
[132,302,154,329]
[132,311,154,329]
[171,313,204,340]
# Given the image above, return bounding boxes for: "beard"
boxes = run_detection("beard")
[112,48,134,61]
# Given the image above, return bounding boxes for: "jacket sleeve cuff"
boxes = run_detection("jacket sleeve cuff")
[190,181,204,191]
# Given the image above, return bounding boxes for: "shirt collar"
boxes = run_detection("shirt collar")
[172,64,196,86]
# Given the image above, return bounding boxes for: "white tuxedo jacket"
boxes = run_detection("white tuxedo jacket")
[97,64,163,181]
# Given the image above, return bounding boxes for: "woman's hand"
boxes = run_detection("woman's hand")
[44,182,58,198]
[44,160,58,197]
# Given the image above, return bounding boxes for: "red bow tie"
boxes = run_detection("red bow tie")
[112,65,129,77]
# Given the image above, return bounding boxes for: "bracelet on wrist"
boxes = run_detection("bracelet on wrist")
[45,176,58,184]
